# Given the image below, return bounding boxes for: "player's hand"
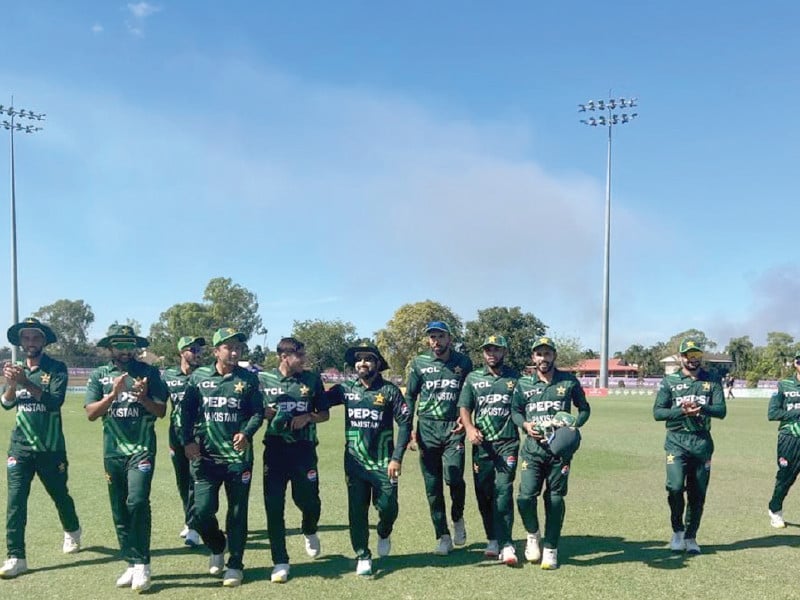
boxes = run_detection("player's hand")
[3,363,23,384]
[524,422,543,440]
[232,432,249,451]
[111,373,128,396]
[408,430,418,452]
[681,402,701,416]
[387,459,402,480]
[451,417,465,434]
[264,405,277,420]
[132,377,149,402]
[466,425,483,445]
[291,414,312,430]
[184,442,201,461]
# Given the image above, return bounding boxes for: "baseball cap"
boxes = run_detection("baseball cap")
[480,335,508,349]
[212,328,247,347]
[425,321,452,334]
[178,336,206,351]
[532,336,557,352]
[679,338,704,354]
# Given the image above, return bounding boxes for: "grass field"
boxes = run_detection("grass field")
[0,394,797,599]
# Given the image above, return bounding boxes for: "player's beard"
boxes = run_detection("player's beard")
[24,346,43,359]
[357,364,378,382]
[536,360,553,374]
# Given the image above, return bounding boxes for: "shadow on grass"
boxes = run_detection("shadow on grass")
[28,545,120,573]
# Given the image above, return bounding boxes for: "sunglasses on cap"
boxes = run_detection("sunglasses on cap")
[111,341,137,350]
[684,351,703,360]
[183,346,204,354]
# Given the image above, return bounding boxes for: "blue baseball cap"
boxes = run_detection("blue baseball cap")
[425,321,452,334]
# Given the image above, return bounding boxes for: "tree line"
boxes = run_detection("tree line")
[3,277,798,383]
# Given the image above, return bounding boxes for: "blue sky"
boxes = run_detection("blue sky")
[1,1,798,354]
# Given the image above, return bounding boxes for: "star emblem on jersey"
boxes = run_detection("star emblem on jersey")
[234,381,245,394]
[666,453,675,464]
[374,393,385,406]
[520,460,529,470]
[556,385,566,395]
[454,366,463,376]
[300,384,310,397]
[41,373,51,385]
[702,382,711,391]
[506,380,515,390]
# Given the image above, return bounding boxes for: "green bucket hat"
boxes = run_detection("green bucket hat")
[480,334,508,349]
[212,327,247,347]
[532,336,557,352]
[345,344,390,372]
[97,324,149,349]
[679,338,704,354]
[7,317,57,346]
[177,336,206,351]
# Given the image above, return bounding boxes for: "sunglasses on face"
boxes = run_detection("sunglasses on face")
[111,341,137,350]
[684,351,703,360]
[184,346,204,354]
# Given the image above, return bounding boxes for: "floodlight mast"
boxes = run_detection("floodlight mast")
[2,97,45,362]
[578,97,637,389]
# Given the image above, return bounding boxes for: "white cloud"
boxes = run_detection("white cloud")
[91,23,104,34]
[125,2,161,36]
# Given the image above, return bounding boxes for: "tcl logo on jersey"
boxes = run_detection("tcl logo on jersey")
[419,366,440,374]
[199,381,218,389]
[472,381,493,390]
[263,387,286,395]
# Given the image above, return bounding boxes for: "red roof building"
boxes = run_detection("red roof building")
[571,358,639,378]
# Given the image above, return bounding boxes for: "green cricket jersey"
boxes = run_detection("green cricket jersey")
[1,354,69,452]
[653,370,726,432]
[333,376,412,471]
[84,360,168,458]
[457,365,520,442]
[163,365,191,441]
[405,350,473,421]
[768,374,800,436]
[181,364,264,464]
[511,369,591,454]
[259,368,327,444]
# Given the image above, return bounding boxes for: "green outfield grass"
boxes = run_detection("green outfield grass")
[0,395,795,599]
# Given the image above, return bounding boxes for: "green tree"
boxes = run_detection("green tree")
[551,334,584,370]
[755,332,795,379]
[375,300,463,377]
[464,306,546,373]
[148,302,216,362]
[291,319,359,371]
[665,329,717,355]
[32,299,95,363]
[725,335,755,377]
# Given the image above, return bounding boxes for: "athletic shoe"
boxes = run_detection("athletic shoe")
[684,538,701,555]
[304,533,321,558]
[484,540,499,558]
[271,563,290,583]
[433,534,454,555]
[131,564,152,592]
[0,558,28,579]
[222,568,243,587]
[377,536,391,557]
[524,531,541,563]
[116,566,135,587]
[499,544,518,566]
[63,527,82,554]
[209,553,224,576]
[356,558,373,576]
[452,518,467,546]
[184,529,201,547]
[541,547,559,570]
[669,531,685,552]
[179,524,190,538]
[769,510,787,528]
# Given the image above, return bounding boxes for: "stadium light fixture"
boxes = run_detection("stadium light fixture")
[2,97,45,362]
[578,96,638,389]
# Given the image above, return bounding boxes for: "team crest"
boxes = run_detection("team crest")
[666,453,675,465]
[473,463,480,473]
[105,472,112,484]
[6,456,17,468]
[58,462,66,473]
[556,385,566,396]
[561,464,570,475]
[702,382,711,391]
[137,459,153,473]
[506,455,517,468]
[520,460,529,470]
[234,381,246,394]
[241,470,252,484]
[307,469,318,481]
[41,373,51,385]
[506,380,515,391]
[779,457,789,468]
[300,384,311,397]
[373,393,385,407]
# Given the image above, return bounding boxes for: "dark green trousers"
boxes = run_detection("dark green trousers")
[473,439,518,547]
[169,426,196,529]
[664,430,714,539]
[263,440,321,565]
[5,449,80,559]
[768,433,800,513]
[517,442,570,549]
[345,453,398,560]
[104,452,154,565]
[191,458,253,570]
[417,419,466,538]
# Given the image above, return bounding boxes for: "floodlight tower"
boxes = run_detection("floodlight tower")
[578,97,637,389]
[1,98,45,362]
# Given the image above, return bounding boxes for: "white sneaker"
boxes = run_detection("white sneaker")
[131,564,152,592]
[452,518,467,546]
[541,547,558,570]
[669,531,685,552]
[222,568,243,587]
[209,553,224,576]
[356,558,372,576]
[499,544,518,566]
[0,558,28,579]
[304,533,321,558]
[433,534,454,555]
[184,529,201,547]
[116,566,135,587]
[484,539,499,558]
[377,536,391,557]
[684,538,701,555]
[769,510,787,528]
[525,531,541,563]
[179,524,190,538]
[271,563,290,583]
[63,528,81,554]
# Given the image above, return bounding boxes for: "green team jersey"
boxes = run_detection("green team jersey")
[333,375,412,471]
[653,370,726,432]
[457,364,520,442]
[84,360,168,458]
[259,368,327,444]
[163,365,191,439]
[1,354,69,452]
[767,374,800,436]
[511,369,591,454]
[181,364,264,465]
[405,350,473,421]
